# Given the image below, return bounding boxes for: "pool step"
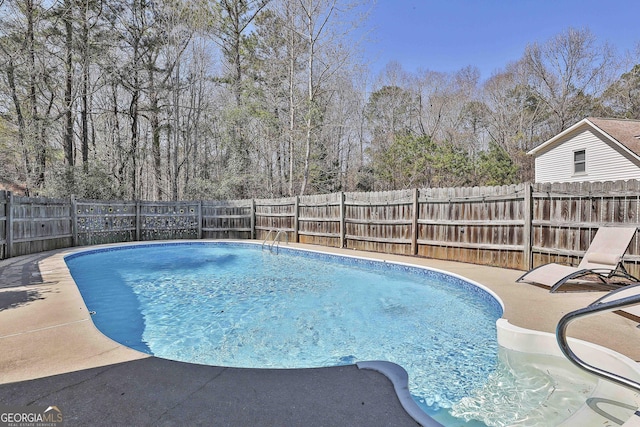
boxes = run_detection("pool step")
[497,319,640,427]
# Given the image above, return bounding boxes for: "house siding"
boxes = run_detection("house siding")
[534,128,640,183]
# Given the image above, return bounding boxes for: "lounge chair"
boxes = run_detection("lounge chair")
[517,227,639,292]
[590,283,640,320]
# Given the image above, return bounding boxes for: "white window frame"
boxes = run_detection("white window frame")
[573,149,586,175]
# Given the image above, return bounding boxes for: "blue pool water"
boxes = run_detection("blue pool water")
[66,242,503,424]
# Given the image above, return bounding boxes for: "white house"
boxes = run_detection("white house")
[528,117,640,183]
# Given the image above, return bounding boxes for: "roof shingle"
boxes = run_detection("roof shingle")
[588,117,640,157]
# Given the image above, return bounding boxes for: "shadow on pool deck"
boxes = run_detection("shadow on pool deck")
[2,242,640,426]
[0,357,419,426]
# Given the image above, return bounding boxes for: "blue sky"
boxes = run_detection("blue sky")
[365,0,640,79]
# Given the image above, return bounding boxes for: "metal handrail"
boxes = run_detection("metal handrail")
[556,286,640,393]
[261,229,275,250]
[270,229,288,253]
[261,229,288,253]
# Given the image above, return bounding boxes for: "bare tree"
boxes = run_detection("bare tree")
[4,0,635,200]
[523,27,616,133]
[482,60,543,181]
[296,0,364,195]
[600,44,640,119]
[62,0,74,168]
[0,0,58,190]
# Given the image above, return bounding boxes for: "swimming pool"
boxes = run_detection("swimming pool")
[66,242,503,424]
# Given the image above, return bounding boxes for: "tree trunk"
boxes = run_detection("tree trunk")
[148,62,163,200]
[5,55,30,178]
[172,61,180,201]
[64,0,74,167]
[80,7,90,171]
[299,2,315,196]
[26,0,45,188]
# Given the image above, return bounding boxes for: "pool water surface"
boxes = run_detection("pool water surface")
[66,242,505,425]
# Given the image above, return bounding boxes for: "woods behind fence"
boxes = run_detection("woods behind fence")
[2,180,640,276]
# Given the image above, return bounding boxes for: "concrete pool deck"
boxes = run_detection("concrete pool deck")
[1,241,640,426]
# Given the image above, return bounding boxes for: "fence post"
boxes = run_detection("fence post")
[0,190,3,259]
[6,191,13,258]
[71,195,78,247]
[294,196,300,243]
[411,188,419,255]
[250,199,256,240]
[197,200,203,239]
[523,183,533,270]
[135,201,141,241]
[339,192,346,248]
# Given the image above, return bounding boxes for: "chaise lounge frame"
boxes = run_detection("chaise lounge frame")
[516,226,640,293]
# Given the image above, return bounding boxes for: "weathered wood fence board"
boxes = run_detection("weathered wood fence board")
[9,195,73,257]
[344,189,414,255]
[417,184,527,268]
[254,197,296,241]
[298,193,342,247]
[202,200,253,240]
[531,180,640,278]
[2,181,640,275]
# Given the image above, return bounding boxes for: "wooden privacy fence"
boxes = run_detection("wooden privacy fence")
[2,180,640,276]
[255,185,530,268]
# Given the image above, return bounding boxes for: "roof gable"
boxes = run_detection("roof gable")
[528,117,640,159]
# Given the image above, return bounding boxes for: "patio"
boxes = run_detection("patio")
[1,243,639,426]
